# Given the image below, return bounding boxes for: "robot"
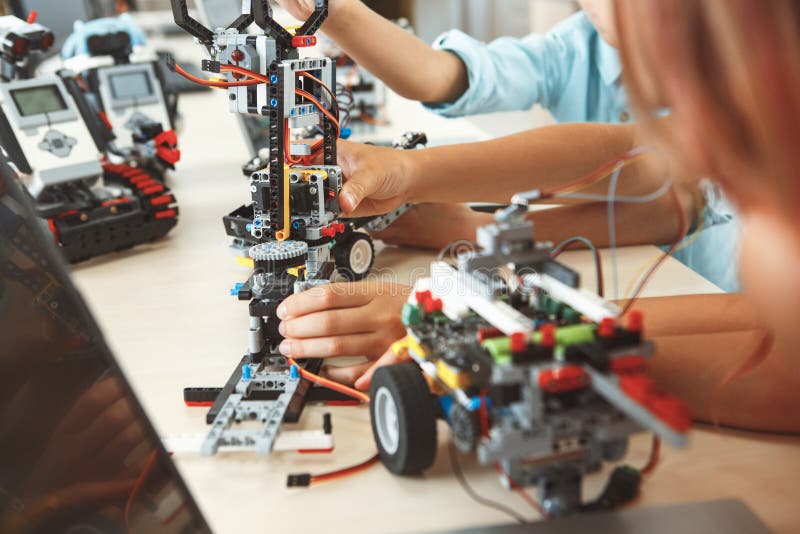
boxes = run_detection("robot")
[169,0,377,455]
[0,14,178,263]
[368,198,692,516]
[60,14,181,179]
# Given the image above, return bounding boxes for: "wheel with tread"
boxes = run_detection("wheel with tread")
[369,362,437,475]
[334,231,374,281]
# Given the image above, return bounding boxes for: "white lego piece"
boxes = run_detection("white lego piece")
[522,273,621,323]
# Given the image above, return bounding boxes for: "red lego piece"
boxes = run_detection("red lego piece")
[538,365,589,394]
[476,327,503,343]
[627,310,644,333]
[415,290,432,305]
[539,323,556,347]
[510,332,528,352]
[610,355,647,374]
[423,297,442,313]
[598,317,616,338]
[292,35,317,48]
[619,374,692,432]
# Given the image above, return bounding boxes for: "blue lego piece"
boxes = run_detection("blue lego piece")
[290,365,299,380]
[241,364,252,380]
[62,14,147,60]
[438,395,453,422]
[229,282,244,296]
[340,127,352,140]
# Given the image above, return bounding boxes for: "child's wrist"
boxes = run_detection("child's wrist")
[401,148,428,204]
[326,0,357,32]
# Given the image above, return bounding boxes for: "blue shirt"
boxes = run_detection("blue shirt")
[423,12,630,123]
[666,182,741,293]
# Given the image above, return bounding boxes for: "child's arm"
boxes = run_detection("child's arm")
[634,294,800,433]
[336,122,669,216]
[277,0,468,102]
[373,191,691,252]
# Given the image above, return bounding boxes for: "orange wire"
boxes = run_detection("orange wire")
[286,356,369,403]
[174,64,259,88]
[124,450,159,532]
[541,147,649,198]
[310,454,380,484]
[639,435,661,476]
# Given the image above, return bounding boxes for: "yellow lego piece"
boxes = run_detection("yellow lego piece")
[295,168,328,182]
[437,360,472,389]
[287,265,306,278]
[275,165,292,241]
[236,256,255,268]
[392,335,429,360]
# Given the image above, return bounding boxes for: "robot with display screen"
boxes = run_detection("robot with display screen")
[60,14,181,178]
[0,15,178,263]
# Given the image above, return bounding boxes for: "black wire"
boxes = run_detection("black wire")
[448,441,527,524]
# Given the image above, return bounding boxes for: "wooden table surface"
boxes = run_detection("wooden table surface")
[68,43,799,533]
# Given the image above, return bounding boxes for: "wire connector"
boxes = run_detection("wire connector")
[201,59,221,73]
[164,54,176,72]
[286,473,312,488]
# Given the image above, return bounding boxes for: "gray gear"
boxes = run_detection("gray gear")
[249,240,308,262]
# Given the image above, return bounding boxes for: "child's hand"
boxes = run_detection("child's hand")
[276,280,411,386]
[274,0,348,21]
[373,202,493,250]
[337,140,418,217]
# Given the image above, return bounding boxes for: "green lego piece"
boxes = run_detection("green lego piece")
[401,303,421,326]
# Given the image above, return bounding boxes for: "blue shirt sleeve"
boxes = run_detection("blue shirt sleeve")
[423,29,568,117]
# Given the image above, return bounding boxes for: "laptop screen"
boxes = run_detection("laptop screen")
[0,159,209,532]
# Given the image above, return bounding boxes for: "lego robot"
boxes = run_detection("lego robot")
[0,14,178,263]
[368,199,692,516]
[60,14,181,178]
[169,0,375,455]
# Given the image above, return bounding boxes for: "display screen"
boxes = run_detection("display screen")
[0,160,210,533]
[10,85,68,117]
[109,71,154,100]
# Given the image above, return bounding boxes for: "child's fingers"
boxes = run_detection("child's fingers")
[322,362,374,387]
[279,332,389,359]
[280,307,376,338]
[277,283,372,319]
[354,347,411,391]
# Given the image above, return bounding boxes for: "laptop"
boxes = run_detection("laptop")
[0,154,210,532]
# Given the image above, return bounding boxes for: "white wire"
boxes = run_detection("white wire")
[608,165,623,300]
[557,178,672,203]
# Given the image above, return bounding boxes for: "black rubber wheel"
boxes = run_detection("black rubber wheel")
[334,231,374,281]
[369,362,437,475]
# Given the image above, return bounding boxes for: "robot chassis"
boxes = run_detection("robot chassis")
[170,0,387,455]
[368,201,692,516]
[0,15,179,263]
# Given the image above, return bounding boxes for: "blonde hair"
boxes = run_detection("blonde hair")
[615,0,800,216]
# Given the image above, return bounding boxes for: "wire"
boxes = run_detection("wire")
[622,185,707,300]
[607,165,623,300]
[298,71,339,120]
[620,184,689,314]
[538,147,650,199]
[551,236,604,297]
[558,178,673,203]
[310,454,380,484]
[124,450,159,532]
[495,464,551,519]
[286,356,369,403]
[448,441,528,524]
[639,435,661,476]
[172,63,259,88]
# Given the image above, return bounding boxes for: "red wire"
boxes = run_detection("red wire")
[639,435,661,476]
[173,64,259,88]
[621,185,688,314]
[540,147,649,198]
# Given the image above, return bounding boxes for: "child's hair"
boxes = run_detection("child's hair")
[614,0,800,217]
